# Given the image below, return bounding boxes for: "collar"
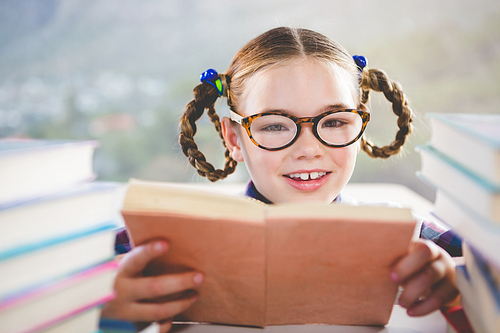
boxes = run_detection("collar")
[244,181,342,204]
[245,181,273,204]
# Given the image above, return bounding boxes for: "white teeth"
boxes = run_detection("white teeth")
[288,171,326,180]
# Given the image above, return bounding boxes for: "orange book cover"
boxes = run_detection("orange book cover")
[122,179,416,327]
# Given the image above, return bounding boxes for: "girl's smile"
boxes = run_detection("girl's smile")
[283,170,332,191]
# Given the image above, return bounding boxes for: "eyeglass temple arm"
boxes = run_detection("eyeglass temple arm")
[229,110,243,124]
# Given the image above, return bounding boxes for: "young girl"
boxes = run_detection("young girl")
[102,27,460,332]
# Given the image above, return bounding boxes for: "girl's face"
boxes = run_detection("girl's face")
[222,58,360,204]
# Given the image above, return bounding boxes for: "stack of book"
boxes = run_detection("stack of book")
[417,113,500,333]
[0,139,120,333]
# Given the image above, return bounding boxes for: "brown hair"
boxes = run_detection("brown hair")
[179,27,413,181]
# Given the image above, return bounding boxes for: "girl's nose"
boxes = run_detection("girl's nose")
[290,124,324,160]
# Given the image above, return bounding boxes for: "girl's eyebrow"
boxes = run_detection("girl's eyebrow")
[321,104,351,112]
[257,104,351,116]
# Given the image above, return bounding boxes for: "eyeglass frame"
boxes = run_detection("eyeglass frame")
[229,108,371,151]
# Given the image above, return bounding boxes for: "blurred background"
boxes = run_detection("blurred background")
[1,0,499,201]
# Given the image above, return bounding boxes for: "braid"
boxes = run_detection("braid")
[179,78,237,182]
[359,68,413,158]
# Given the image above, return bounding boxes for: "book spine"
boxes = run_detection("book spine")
[24,294,115,333]
[0,260,118,311]
[0,222,116,261]
[417,144,499,222]
[429,114,500,186]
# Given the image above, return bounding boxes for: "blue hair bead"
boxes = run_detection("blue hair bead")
[200,69,218,83]
[200,69,223,96]
[353,55,367,72]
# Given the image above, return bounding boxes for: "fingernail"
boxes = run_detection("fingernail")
[390,271,399,282]
[153,241,165,252]
[193,273,204,285]
[407,309,414,316]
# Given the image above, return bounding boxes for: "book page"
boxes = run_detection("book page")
[123,179,266,223]
[266,214,415,326]
[123,212,267,327]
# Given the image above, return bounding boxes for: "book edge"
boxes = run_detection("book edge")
[0,221,117,261]
[417,144,500,192]
[427,113,500,148]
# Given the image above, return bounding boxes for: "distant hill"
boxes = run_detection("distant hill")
[1,0,499,81]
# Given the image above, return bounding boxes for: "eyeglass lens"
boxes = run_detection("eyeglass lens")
[249,112,363,149]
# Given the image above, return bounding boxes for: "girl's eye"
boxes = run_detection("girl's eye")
[260,124,290,132]
[322,119,347,128]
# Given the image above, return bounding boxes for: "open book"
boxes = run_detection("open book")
[122,179,417,327]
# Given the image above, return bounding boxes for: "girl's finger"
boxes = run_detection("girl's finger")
[391,240,441,283]
[118,240,168,277]
[158,320,173,333]
[126,271,204,300]
[406,280,460,316]
[126,294,198,322]
[397,258,447,308]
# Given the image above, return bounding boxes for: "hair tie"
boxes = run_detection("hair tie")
[353,55,368,72]
[200,69,224,96]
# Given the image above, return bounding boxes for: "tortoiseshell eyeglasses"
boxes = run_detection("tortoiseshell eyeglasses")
[230,109,370,151]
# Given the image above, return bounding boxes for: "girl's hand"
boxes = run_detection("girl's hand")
[101,240,204,333]
[390,239,459,316]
